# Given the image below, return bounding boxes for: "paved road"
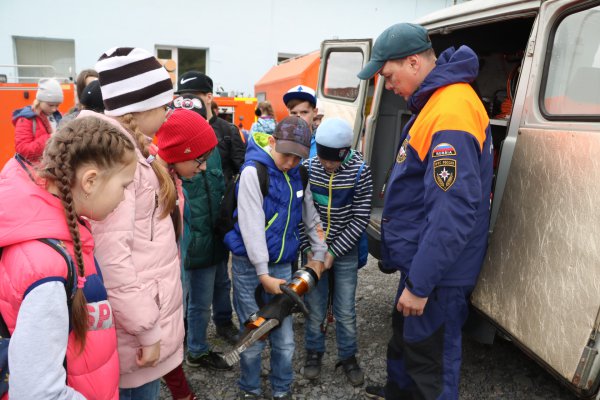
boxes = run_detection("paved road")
[161,257,583,399]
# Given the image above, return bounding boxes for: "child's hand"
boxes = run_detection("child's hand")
[259,274,286,294]
[136,340,161,367]
[305,259,326,279]
[324,252,335,270]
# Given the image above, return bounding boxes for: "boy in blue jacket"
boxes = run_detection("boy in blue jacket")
[300,118,373,387]
[224,116,327,400]
[358,23,493,399]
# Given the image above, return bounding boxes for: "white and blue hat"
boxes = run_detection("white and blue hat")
[315,118,353,161]
[283,85,316,107]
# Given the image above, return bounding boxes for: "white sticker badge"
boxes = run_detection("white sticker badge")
[296,190,304,198]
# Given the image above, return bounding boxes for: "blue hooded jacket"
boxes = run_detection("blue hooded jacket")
[12,106,62,125]
[224,133,305,264]
[381,46,493,297]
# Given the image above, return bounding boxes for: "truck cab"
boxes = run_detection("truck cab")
[316,0,600,397]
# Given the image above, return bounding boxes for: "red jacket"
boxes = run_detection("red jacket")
[11,106,60,163]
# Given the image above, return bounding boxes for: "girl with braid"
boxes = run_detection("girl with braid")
[88,47,187,400]
[0,116,137,399]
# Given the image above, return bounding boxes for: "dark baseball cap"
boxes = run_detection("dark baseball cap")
[175,71,213,94]
[273,116,311,159]
[358,23,432,80]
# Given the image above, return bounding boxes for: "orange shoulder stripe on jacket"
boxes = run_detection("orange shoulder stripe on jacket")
[408,83,489,161]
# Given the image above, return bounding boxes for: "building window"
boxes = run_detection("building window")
[13,37,75,83]
[156,46,207,82]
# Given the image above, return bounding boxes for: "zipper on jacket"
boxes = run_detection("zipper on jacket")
[325,172,334,240]
[150,193,158,241]
[265,213,279,231]
[275,172,293,263]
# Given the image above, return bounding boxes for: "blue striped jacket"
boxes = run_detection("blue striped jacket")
[301,150,373,257]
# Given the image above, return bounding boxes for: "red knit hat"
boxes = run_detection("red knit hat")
[156,108,218,164]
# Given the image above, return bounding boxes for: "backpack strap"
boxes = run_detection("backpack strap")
[299,164,309,191]
[37,239,78,305]
[253,161,269,198]
[355,162,366,188]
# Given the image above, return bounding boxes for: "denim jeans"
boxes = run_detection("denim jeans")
[304,247,358,360]
[213,257,235,326]
[186,259,233,356]
[119,379,160,400]
[231,255,294,397]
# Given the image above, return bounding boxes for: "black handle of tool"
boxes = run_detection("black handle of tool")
[280,285,309,316]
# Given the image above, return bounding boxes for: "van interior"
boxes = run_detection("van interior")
[366,16,537,252]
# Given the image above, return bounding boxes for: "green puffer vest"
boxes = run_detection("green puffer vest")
[182,150,228,269]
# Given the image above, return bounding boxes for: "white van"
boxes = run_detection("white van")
[315,0,600,397]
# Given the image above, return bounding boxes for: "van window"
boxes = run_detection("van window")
[542,4,600,119]
[322,50,363,101]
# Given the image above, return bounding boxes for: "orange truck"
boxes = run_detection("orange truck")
[211,96,258,135]
[0,82,75,168]
[254,51,320,122]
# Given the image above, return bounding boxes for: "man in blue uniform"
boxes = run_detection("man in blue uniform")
[358,23,493,399]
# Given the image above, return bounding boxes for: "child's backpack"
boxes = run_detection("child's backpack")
[216,161,308,239]
[308,159,369,268]
[0,238,77,397]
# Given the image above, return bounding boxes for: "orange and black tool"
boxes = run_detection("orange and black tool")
[223,267,319,366]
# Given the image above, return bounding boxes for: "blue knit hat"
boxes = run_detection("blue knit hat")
[315,118,353,161]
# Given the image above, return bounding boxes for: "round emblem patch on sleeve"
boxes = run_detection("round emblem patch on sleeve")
[433,159,456,191]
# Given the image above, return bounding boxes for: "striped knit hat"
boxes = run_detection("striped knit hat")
[95,47,173,117]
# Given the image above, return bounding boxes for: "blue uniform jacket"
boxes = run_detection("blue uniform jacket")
[224,133,305,264]
[381,45,494,297]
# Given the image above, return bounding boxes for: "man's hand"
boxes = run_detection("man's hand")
[397,287,428,317]
[259,274,286,294]
[136,340,161,367]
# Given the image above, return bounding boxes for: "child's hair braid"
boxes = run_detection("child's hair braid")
[39,116,136,349]
[118,113,176,218]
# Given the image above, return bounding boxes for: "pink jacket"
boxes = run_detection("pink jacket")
[79,111,185,388]
[0,157,119,399]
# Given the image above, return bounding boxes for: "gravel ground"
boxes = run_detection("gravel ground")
[160,257,581,399]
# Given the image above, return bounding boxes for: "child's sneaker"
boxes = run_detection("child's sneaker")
[302,350,323,380]
[216,321,240,344]
[238,390,261,399]
[336,355,364,386]
[272,392,292,400]
[364,385,385,399]
[185,350,231,370]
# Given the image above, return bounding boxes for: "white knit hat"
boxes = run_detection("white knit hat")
[95,47,173,117]
[36,78,64,103]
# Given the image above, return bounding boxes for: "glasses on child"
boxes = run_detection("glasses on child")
[195,150,213,167]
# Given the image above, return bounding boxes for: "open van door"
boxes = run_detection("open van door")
[316,39,372,149]
[472,1,600,397]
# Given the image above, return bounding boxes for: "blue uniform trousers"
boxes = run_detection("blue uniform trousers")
[385,278,472,400]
